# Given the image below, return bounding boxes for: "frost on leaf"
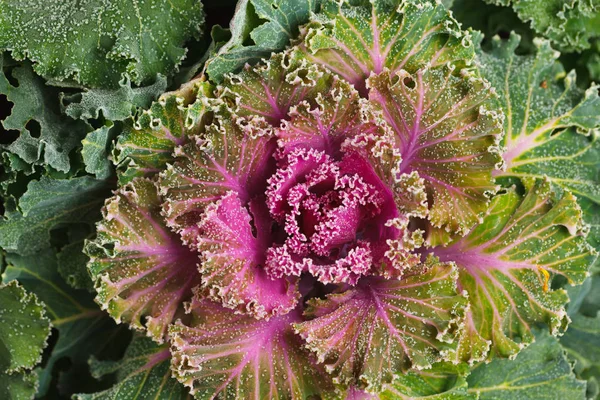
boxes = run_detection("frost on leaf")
[116,80,214,184]
[299,0,475,94]
[367,66,503,234]
[194,192,300,318]
[0,281,51,400]
[0,0,205,88]
[217,49,333,125]
[480,33,600,267]
[431,179,595,362]
[74,335,188,400]
[86,178,201,342]
[169,297,335,400]
[295,261,465,392]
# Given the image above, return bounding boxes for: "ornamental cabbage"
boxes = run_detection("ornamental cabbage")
[80,0,597,398]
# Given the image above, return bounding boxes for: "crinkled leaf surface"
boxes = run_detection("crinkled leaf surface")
[193,192,300,318]
[0,176,112,255]
[480,34,600,265]
[115,80,212,184]
[467,329,586,399]
[367,66,503,234]
[0,57,90,173]
[3,249,128,397]
[205,0,320,82]
[483,0,600,52]
[295,262,465,391]
[169,298,334,400]
[0,0,205,88]
[62,75,168,122]
[0,281,51,400]
[377,362,476,399]
[432,179,594,362]
[75,335,190,400]
[0,280,50,373]
[299,0,475,94]
[86,178,201,341]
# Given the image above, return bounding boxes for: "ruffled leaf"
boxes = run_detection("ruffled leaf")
[217,49,333,125]
[467,329,587,399]
[483,0,600,52]
[0,280,50,373]
[205,0,320,82]
[4,249,128,396]
[74,335,189,400]
[159,111,276,232]
[0,281,51,400]
[432,179,595,362]
[194,192,300,318]
[299,0,475,94]
[0,56,90,173]
[0,0,204,88]
[295,261,465,391]
[0,176,111,256]
[62,75,168,122]
[169,298,335,400]
[115,80,214,184]
[367,66,503,234]
[86,178,201,342]
[481,33,600,267]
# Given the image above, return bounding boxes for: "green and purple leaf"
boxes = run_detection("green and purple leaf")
[366,66,503,234]
[295,261,465,392]
[86,178,201,342]
[431,179,595,362]
[115,80,214,184]
[299,0,475,94]
[479,33,600,267]
[169,297,335,400]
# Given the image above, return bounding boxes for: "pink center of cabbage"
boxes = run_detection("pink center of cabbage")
[263,147,389,285]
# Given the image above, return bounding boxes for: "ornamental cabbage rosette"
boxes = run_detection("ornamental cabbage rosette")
[86,0,596,398]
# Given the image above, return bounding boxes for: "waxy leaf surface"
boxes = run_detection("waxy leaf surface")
[86,178,201,341]
[432,179,595,362]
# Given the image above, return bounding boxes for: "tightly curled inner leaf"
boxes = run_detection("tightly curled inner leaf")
[83,0,596,398]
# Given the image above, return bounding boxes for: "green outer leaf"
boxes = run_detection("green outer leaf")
[3,249,127,397]
[299,0,475,94]
[378,362,476,400]
[169,297,335,400]
[0,0,204,88]
[295,261,466,392]
[484,0,600,52]
[0,280,50,373]
[560,313,600,398]
[115,80,213,184]
[0,176,112,255]
[86,178,201,341]
[204,0,320,82]
[433,179,595,362]
[81,122,118,180]
[61,75,168,122]
[467,329,586,399]
[0,372,38,400]
[480,33,600,268]
[0,57,90,173]
[74,335,190,400]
